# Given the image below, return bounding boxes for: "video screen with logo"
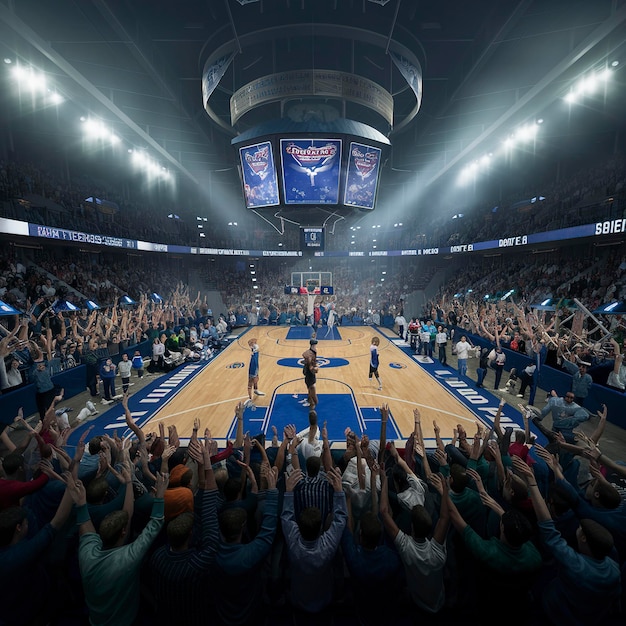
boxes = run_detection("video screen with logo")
[344,142,382,210]
[280,139,342,205]
[239,141,280,208]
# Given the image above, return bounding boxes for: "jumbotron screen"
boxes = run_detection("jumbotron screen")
[281,139,342,205]
[239,141,280,208]
[237,134,384,211]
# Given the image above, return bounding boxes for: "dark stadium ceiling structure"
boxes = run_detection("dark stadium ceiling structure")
[1,0,625,225]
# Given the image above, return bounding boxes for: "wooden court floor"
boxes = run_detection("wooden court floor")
[147,326,484,447]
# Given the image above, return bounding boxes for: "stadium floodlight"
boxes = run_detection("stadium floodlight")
[11,65,47,93]
[47,92,64,105]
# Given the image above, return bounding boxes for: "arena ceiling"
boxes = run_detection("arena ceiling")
[1,0,625,226]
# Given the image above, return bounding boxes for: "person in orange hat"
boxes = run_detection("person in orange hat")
[163,464,193,522]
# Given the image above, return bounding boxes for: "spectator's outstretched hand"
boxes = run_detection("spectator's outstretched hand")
[479,490,505,517]
[466,467,486,493]
[428,472,447,496]
[286,468,303,492]
[326,466,343,492]
[155,471,169,498]
[64,474,87,506]
[433,448,447,467]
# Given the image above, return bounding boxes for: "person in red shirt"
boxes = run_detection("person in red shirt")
[0,453,53,510]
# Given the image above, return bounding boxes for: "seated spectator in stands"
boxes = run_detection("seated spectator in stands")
[281,467,347,615]
[165,332,180,355]
[216,315,228,335]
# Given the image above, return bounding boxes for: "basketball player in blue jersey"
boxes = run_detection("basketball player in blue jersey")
[245,338,265,408]
[369,336,382,390]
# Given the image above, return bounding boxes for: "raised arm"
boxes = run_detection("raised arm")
[432,419,445,452]
[272,425,292,474]
[387,441,414,477]
[354,433,366,490]
[234,401,245,448]
[378,403,389,463]
[511,456,550,522]
[428,473,450,545]
[320,421,333,472]
[589,403,607,445]
[122,392,144,445]
[413,408,432,482]
[379,466,400,540]
[492,397,506,440]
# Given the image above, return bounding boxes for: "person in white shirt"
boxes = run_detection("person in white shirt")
[435,326,448,365]
[40,278,56,298]
[455,336,471,377]
[216,316,228,335]
[395,313,407,340]
[324,303,336,338]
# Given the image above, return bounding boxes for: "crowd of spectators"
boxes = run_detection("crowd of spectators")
[1,151,626,623]
[1,152,625,254]
[0,234,624,398]
[1,392,624,624]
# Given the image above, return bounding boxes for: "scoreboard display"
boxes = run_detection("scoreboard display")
[300,227,325,251]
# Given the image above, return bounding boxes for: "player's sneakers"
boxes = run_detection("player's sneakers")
[298,398,308,404]
[244,399,252,408]
[302,401,310,407]
[378,385,382,391]
[254,390,265,396]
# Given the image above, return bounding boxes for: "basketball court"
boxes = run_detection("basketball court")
[68,324,533,450]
